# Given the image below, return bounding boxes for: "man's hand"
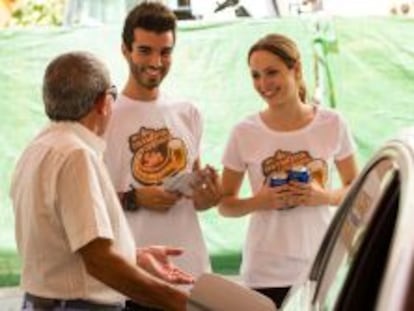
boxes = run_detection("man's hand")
[137,246,195,284]
[135,186,181,212]
[192,165,222,210]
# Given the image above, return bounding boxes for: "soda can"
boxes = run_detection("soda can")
[269,172,289,187]
[288,166,310,183]
[269,172,294,211]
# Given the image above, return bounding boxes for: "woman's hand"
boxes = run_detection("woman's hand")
[255,184,292,210]
[287,180,331,207]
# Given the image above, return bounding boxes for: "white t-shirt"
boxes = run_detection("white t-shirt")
[104,93,211,282]
[10,122,136,304]
[222,105,356,288]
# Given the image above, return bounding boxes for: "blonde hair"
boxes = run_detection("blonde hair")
[248,33,307,102]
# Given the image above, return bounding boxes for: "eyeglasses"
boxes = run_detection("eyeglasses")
[105,85,118,101]
[96,84,117,103]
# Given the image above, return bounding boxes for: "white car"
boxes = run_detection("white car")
[282,129,414,310]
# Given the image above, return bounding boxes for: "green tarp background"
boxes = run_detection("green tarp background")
[1,16,414,285]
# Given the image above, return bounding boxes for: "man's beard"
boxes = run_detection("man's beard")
[130,63,167,90]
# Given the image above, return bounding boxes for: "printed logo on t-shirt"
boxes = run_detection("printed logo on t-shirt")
[129,127,187,185]
[262,150,328,186]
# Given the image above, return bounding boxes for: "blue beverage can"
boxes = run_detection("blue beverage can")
[269,172,289,187]
[270,172,293,211]
[288,166,310,183]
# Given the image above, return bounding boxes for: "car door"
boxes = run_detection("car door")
[282,136,414,311]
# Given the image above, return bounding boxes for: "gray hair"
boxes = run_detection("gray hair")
[43,51,111,121]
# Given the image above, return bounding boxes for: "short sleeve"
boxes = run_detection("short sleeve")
[222,126,246,172]
[335,114,357,161]
[58,149,113,252]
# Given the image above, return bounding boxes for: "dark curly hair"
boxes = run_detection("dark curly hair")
[122,1,177,52]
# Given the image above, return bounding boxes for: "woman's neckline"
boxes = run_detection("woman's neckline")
[257,103,319,135]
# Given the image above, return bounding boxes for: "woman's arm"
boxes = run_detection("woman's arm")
[219,168,253,217]
[288,154,358,207]
[219,167,288,216]
[329,154,359,205]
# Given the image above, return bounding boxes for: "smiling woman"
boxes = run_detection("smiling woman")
[219,32,359,309]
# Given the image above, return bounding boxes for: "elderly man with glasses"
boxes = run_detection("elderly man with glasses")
[10,51,193,311]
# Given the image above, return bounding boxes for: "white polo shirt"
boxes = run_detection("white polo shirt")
[10,122,136,304]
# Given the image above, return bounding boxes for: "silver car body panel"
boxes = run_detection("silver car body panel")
[281,128,414,311]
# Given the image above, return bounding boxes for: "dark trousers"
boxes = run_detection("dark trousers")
[252,287,291,309]
[123,300,162,311]
[23,293,123,310]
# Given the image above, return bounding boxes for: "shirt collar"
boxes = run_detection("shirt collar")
[50,121,106,155]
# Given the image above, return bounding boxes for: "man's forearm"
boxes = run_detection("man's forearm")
[81,243,187,310]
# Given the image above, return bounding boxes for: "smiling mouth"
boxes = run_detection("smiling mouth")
[261,90,277,98]
[145,71,160,79]
[261,86,282,98]
[144,66,162,76]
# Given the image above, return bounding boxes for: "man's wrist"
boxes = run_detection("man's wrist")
[122,186,140,211]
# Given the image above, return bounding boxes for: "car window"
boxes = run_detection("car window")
[312,158,397,308]
[334,171,399,310]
